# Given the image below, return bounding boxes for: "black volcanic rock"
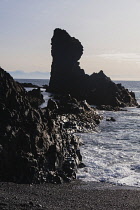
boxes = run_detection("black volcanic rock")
[27,88,45,108]
[0,67,77,183]
[19,82,40,88]
[0,67,99,183]
[49,29,138,107]
[49,28,86,94]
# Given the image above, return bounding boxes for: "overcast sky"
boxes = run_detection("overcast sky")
[1,0,140,80]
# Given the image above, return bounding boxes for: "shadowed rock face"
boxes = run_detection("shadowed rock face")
[27,88,45,108]
[49,28,86,94]
[0,67,100,183]
[0,67,79,183]
[49,28,138,107]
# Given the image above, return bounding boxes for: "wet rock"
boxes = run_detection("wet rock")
[47,99,59,111]
[19,82,40,88]
[78,162,86,168]
[27,88,45,108]
[96,105,121,111]
[49,28,138,108]
[63,121,77,129]
[62,157,76,180]
[106,117,116,122]
[47,94,101,133]
[43,84,50,92]
[80,100,92,111]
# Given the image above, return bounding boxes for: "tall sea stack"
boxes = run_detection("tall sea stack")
[49,28,85,95]
[49,28,138,107]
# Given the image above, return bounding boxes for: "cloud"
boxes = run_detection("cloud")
[98,53,140,63]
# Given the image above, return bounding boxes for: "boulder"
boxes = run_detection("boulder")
[49,28,138,108]
[106,117,116,122]
[27,88,45,108]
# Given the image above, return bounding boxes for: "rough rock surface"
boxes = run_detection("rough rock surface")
[27,88,45,108]
[0,67,99,184]
[49,28,138,107]
[19,82,40,88]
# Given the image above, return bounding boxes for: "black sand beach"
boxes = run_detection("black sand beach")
[0,180,140,210]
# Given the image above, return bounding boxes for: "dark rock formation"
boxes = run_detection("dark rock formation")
[49,28,86,97]
[27,88,45,108]
[43,84,50,92]
[0,67,99,184]
[48,95,101,133]
[19,82,40,88]
[106,117,116,122]
[49,28,138,108]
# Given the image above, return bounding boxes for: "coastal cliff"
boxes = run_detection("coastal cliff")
[0,67,100,183]
[49,28,137,108]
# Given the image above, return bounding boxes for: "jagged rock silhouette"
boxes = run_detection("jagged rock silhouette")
[49,28,137,107]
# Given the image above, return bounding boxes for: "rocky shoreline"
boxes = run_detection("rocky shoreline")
[0,67,101,184]
[0,28,138,186]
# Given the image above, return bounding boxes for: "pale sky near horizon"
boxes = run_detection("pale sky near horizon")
[1,0,140,80]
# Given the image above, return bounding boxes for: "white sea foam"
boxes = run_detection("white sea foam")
[77,107,140,187]
[77,81,140,187]
[40,90,52,108]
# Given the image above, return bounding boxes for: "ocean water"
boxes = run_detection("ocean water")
[77,80,140,187]
[16,79,50,87]
[16,79,140,187]
[16,79,51,108]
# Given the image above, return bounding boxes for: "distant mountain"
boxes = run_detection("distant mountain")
[7,70,50,79]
